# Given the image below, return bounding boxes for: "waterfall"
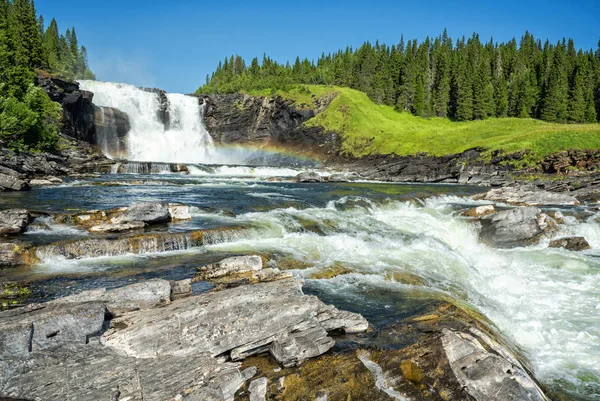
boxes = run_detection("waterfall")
[79,80,217,164]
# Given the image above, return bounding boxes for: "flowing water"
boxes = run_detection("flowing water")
[2,171,599,399]
[2,81,598,400]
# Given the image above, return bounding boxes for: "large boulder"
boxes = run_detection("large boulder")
[479,207,554,247]
[0,173,30,192]
[0,209,32,236]
[111,202,171,225]
[475,186,580,206]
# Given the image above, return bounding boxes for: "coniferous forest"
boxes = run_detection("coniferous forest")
[199,30,600,124]
[0,0,94,152]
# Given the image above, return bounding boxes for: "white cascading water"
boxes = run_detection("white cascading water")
[78,80,219,164]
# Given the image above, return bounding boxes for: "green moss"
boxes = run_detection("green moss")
[259,85,600,166]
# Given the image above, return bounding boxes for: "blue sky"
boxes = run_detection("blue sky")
[36,0,600,94]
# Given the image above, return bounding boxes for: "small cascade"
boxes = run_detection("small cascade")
[79,80,219,164]
[112,162,189,175]
[33,227,251,261]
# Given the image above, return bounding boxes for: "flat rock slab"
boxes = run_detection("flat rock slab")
[0,344,246,401]
[476,187,579,206]
[549,236,591,251]
[111,201,171,225]
[101,279,368,366]
[0,278,368,401]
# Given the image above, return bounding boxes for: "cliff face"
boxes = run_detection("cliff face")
[34,76,96,143]
[198,93,340,157]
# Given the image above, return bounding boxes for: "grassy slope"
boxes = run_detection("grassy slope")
[247,85,600,164]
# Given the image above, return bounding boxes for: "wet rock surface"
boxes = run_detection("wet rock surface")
[0,277,368,401]
[479,207,554,247]
[549,236,591,251]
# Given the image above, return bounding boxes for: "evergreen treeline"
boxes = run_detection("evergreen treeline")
[0,0,94,152]
[199,30,600,124]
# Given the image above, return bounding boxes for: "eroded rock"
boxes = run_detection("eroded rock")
[89,220,146,233]
[0,173,30,191]
[549,236,591,251]
[441,328,549,401]
[197,255,264,279]
[0,209,32,236]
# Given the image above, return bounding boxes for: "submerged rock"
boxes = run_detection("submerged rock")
[549,236,591,251]
[296,171,322,183]
[475,186,580,206]
[0,209,32,236]
[479,207,554,247]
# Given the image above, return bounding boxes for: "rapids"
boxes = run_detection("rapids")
[1,168,599,399]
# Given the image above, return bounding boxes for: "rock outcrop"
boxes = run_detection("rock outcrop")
[34,75,96,142]
[475,186,580,206]
[479,207,554,247]
[0,278,369,401]
[199,93,339,157]
[0,209,32,236]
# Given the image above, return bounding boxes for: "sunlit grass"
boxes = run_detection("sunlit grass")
[249,85,600,164]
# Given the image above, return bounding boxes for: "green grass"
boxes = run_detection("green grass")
[247,85,600,164]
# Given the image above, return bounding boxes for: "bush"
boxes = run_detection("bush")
[0,84,61,152]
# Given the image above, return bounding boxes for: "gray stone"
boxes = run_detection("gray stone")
[197,255,264,279]
[476,186,580,206]
[89,220,146,233]
[29,178,54,186]
[296,171,322,183]
[549,236,591,251]
[0,209,31,236]
[248,377,268,401]
[168,203,192,220]
[0,173,30,191]
[170,278,192,300]
[101,279,368,364]
[328,173,349,182]
[0,344,245,401]
[0,302,106,357]
[51,279,172,317]
[441,329,549,401]
[112,202,171,225]
[480,207,553,247]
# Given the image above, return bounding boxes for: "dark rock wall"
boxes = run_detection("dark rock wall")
[34,76,96,142]
[198,94,339,157]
